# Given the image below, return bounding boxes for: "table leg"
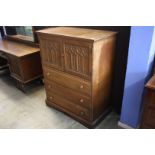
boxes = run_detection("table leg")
[15,80,26,92]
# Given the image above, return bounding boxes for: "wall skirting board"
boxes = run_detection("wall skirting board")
[118,121,134,129]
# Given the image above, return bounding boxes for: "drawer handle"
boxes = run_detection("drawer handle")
[48,85,52,89]
[80,111,85,116]
[80,99,84,103]
[47,72,50,76]
[80,85,84,89]
[49,96,53,100]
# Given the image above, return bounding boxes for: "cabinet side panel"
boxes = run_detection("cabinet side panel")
[8,55,22,80]
[140,89,155,128]
[92,36,116,120]
[20,53,43,82]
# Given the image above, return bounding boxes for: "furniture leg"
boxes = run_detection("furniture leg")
[15,80,26,92]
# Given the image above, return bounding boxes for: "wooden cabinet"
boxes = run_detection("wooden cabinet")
[0,39,42,91]
[7,53,42,83]
[141,75,155,128]
[37,27,117,128]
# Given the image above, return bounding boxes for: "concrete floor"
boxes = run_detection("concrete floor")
[0,70,121,129]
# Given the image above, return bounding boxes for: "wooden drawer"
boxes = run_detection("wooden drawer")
[46,91,91,121]
[45,80,91,109]
[43,66,91,96]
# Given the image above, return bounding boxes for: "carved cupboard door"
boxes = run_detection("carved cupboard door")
[63,39,92,79]
[39,36,63,70]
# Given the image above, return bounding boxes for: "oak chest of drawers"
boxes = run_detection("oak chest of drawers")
[37,27,117,128]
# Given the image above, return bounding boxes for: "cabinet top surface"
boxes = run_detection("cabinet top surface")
[37,27,117,41]
[0,39,40,57]
[146,74,155,90]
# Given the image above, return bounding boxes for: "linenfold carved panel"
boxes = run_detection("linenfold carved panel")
[64,43,91,78]
[41,38,62,69]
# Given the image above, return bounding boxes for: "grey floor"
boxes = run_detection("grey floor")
[0,70,121,129]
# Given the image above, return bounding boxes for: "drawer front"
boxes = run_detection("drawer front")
[63,39,92,79]
[43,67,91,96]
[45,80,91,109]
[46,91,91,121]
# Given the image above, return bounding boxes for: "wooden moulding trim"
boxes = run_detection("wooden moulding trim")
[10,74,43,84]
[46,99,112,128]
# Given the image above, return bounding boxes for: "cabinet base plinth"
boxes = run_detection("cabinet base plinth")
[46,99,112,129]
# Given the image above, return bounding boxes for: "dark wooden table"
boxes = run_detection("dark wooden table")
[0,38,42,91]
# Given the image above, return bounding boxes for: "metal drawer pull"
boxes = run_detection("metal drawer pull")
[80,111,85,116]
[48,85,52,88]
[80,85,84,89]
[49,96,53,100]
[80,99,84,103]
[47,72,50,76]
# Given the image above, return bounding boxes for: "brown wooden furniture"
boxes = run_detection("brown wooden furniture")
[37,27,117,128]
[0,38,42,91]
[141,74,155,128]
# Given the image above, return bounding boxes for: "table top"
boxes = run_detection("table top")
[0,39,40,57]
[146,74,155,90]
[37,27,117,41]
